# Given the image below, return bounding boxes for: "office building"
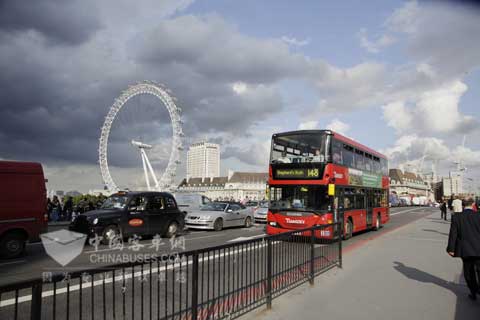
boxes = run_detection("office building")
[187,141,220,180]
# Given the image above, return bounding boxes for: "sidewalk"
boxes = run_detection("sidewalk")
[242,212,480,320]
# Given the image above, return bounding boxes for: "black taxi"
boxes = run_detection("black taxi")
[69,191,185,243]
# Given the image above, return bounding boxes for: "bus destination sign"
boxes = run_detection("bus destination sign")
[275,168,320,179]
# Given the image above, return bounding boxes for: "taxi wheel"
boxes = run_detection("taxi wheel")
[213,218,223,231]
[102,225,121,245]
[165,221,179,238]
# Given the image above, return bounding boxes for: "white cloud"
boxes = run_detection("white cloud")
[449,145,480,169]
[416,80,468,133]
[281,36,310,47]
[358,28,395,53]
[383,134,480,182]
[232,81,247,94]
[382,101,412,133]
[386,0,420,34]
[298,121,318,130]
[326,119,350,135]
[382,134,452,174]
[382,80,475,135]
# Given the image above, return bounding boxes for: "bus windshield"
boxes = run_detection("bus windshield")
[269,185,330,212]
[270,132,329,164]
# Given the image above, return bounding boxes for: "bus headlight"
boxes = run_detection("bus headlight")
[268,221,277,227]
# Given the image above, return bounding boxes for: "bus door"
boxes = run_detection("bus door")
[366,189,373,227]
[335,188,345,237]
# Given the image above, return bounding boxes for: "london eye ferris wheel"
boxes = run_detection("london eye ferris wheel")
[98,81,184,192]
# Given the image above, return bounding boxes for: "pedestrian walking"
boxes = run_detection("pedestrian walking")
[51,196,62,222]
[63,196,73,221]
[452,196,463,219]
[447,197,480,301]
[440,198,448,221]
[448,196,454,211]
[46,197,53,221]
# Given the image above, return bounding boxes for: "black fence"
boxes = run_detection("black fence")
[0,224,342,320]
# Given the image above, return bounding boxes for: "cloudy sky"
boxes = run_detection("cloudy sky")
[0,0,479,193]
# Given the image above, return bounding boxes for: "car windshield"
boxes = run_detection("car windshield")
[271,132,329,164]
[101,195,129,209]
[174,194,198,207]
[259,202,269,208]
[269,185,330,212]
[201,202,228,211]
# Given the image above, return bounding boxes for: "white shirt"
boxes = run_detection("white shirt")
[452,199,463,213]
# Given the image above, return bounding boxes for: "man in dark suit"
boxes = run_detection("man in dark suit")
[447,197,480,301]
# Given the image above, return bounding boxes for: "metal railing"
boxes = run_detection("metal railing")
[0,223,342,320]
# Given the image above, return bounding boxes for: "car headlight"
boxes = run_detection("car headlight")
[200,216,211,220]
[93,218,99,225]
[269,221,277,227]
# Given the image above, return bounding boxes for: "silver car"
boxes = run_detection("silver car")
[253,202,269,223]
[185,202,254,231]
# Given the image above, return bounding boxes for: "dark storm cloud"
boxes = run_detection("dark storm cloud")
[0,0,102,45]
[135,15,308,84]
[0,5,301,169]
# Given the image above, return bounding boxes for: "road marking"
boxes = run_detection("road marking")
[227,234,267,242]
[83,232,253,254]
[0,259,26,266]
[28,242,44,246]
[0,241,275,307]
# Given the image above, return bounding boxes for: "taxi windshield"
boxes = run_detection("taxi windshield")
[101,195,129,210]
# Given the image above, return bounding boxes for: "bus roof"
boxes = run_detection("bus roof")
[272,130,387,160]
[332,132,387,160]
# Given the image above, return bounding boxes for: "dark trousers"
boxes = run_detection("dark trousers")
[462,257,480,295]
[441,209,447,220]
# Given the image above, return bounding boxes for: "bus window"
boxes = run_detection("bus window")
[380,158,388,175]
[354,189,365,209]
[269,185,330,212]
[271,132,327,164]
[332,140,344,164]
[373,157,381,174]
[343,145,354,168]
[365,153,373,172]
[344,188,355,210]
[355,149,365,170]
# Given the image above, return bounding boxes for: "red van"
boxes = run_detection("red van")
[0,161,48,258]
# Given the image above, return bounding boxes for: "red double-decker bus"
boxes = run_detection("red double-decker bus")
[266,130,389,239]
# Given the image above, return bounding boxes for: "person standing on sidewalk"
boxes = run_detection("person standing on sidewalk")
[447,197,480,301]
[440,198,448,221]
[452,196,463,217]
